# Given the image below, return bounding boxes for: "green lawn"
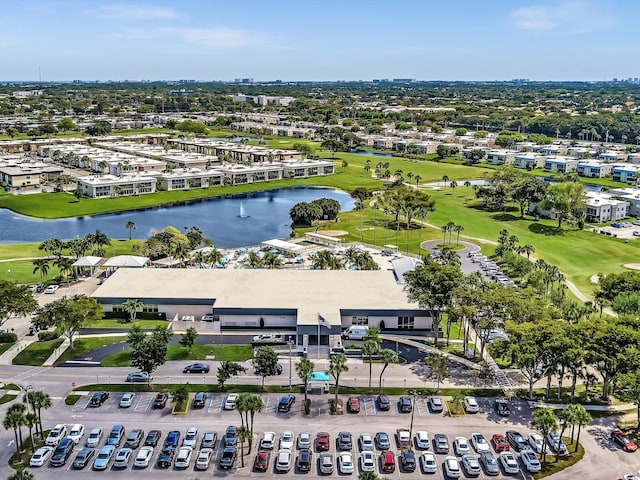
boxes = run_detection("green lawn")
[100,351,131,367]
[101,343,217,367]
[55,336,127,365]
[0,342,15,356]
[12,338,64,366]
[534,439,584,479]
[90,319,168,329]
[212,345,253,361]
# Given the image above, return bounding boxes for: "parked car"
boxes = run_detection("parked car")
[46,425,68,447]
[183,427,198,447]
[93,445,115,470]
[119,392,136,408]
[125,371,151,382]
[195,448,213,470]
[174,446,193,468]
[494,398,511,416]
[470,433,490,453]
[297,449,312,471]
[611,429,638,452]
[201,431,217,449]
[528,432,547,454]
[30,446,54,467]
[44,284,59,294]
[397,429,410,448]
[224,393,239,410]
[85,428,103,448]
[192,391,207,408]
[106,425,125,447]
[359,433,374,451]
[520,449,541,472]
[113,448,133,469]
[347,396,360,413]
[336,431,351,451]
[428,396,444,412]
[68,424,85,444]
[319,452,334,474]
[454,436,471,456]
[280,431,295,450]
[277,394,295,412]
[338,452,354,474]
[434,433,450,454]
[224,426,237,447]
[420,451,437,473]
[183,362,210,373]
[164,431,181,447]
[89,392,109,407]
[375,432,390,450]
[124,429,144,449]
[134,446,154,468]
[506,430,528,451]
[253,450,269,471]
[156,446,175,468]
[464,396,480,413]
[298,432,311,450]
[398,396,413,412]
[71,448,94,469]
[479,451,500,476]
[260,431,276,450]
[491,434,510,452]
[499,451,520,474]
[400,449,416,472]
[275,449,292,472]
[144,430,162,447]
[376,394,391,410]
[360,451,375,472]
[444,456,461,478]
[381,450,396,472]
[153,392,169,408]
[547,432,568,454]
[462,454,481,476]
[251,333,284,344]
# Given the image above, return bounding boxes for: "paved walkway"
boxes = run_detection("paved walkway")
[381,334,482,370]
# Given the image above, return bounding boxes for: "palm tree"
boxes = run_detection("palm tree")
[522,244,536,260]
[28,391,51,437]
[245,394,264,453]
[124,221,135,240]
[378,349,399,393]
[446,221,456,245]
[453,224,464,246]
[329,353,349,413]
[207,248,224,267]
[464,180,471,196]
[91,229,111,256]
[570,404,592,453]
[362,340,381,391]
[3,408,24,453]
[261,252,283,269]
[414,174,422,187]
[31,258,49,283]
[8,470,34,480]
[441,175,449,187]
[441,225,448,246]
[24,412,38,453]
[54,257,75,286]
[296,358,315,414]
[172,242,190,267]
[531,408,558,464]
[450,180,458,193]
[122,299,144,323]
[246,251,262,268]
[235,393,250,429]
[236,426,251,467]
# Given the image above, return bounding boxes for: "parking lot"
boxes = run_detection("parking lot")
[25,393,543,479]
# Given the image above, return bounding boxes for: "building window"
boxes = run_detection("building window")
[351,316,368,326]
[142,305,158,313]
[398,316,415,329]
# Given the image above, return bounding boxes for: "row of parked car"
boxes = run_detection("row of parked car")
[469,252,516,286]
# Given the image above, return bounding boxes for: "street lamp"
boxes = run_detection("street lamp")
[288,338,295,390]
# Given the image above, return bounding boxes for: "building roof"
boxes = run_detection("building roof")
[72,256,103,267]
[92,268,418,326]
[102,255,149,268]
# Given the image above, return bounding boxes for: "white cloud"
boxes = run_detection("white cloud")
[510,1,614,33]
[92,3,179,21]
[114,26,270,49]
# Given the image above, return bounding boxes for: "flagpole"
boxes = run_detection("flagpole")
[317,316,320,358]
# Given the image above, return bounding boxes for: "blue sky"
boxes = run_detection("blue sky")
[1,0,636,81]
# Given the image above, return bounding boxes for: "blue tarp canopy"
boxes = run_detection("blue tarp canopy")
[310,372,330,382]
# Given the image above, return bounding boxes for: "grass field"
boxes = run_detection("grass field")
[12,338,64,366]
[56,336,127,365]
[101,343,217,367]
[213,345,253,361]
[89,319,168,329]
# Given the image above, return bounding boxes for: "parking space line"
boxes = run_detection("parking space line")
[207,398,216,413]
[133,395,153,413]
[216,397,223,413]
[72,396,92,412]
[262,397,269,413]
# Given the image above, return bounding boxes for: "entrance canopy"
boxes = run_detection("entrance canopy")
[102,255,149,268]
[72,256,103,268]
[261,239,305,254]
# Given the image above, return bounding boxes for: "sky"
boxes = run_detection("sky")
[1,0,637,82]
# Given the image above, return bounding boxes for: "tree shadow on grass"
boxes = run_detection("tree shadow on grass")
[490,213,521,222]
[528,223,565,236]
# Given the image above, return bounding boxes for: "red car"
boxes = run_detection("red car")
[253,450,269,471]
[317,432,330,451]
[611,429,638,452]
[381,451,395,472]
[347,397,360,413]
[491,434,510,453]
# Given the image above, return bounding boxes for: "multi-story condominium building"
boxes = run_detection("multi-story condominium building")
[576,161,613,178]
[543,156,578,173]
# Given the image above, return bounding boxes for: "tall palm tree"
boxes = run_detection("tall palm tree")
[245,394,264,453]
[378,349,399,393]
[464,180,471,196]
[414,175,422,187]
[8,470,34,480]
[235,393,250,430]
[55,257,75,286]
[3,409,24,453]
[91,229,111,257]
[32,258,50,283]
[236,426,251,467]
[172,242,190,267]
[246,251,262,268]
[296,358,315,414]
[450,180,458,193]
[24,412,38,453]
[362,340,381,391]
[531,409,558,464]
[454,224,464,246]
[446,221,456,245]
[261,252,283,269]
[441,175,449,187]
[124,221,135,240]
[329,353,349,412]
[28,391,52,437]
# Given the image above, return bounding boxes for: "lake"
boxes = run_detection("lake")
[0,188,355,248]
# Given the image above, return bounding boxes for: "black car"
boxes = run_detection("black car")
[72,448,95,469]
[224,426,237,447]
[144,430,162,447]
[337,431,352,450]
[192,392,207,408]
[183,363,210,373]
[124,429,144,449]
[376,395,391,411]
[297,449,312,471]
[505,430,528,451]
[400,450,416,472]
[398,396,413,413]
[277,394,295,413]
[219,447,237,469]
[495,399,511,417]
[157,446,175,468]
[89,391,109,407]
[51,438,75,466]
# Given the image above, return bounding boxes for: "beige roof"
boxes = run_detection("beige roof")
[92,268,416,325]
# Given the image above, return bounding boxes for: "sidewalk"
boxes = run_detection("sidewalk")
[42,338,70,367]
[0,340,33,365]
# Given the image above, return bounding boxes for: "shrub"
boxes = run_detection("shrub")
[0,332,17,343]
[38,331,61,342]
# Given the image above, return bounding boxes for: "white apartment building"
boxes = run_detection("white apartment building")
[77,174,157,198]
[584,191,629,222]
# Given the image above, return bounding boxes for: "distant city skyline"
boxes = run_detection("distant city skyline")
[1,0,636,82]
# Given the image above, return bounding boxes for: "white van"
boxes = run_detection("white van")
[341,326,369,341]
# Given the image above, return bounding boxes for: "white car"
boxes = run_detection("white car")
[119,392,136,408]
[462,454,482,476]
[261,431,276,450]
[444,456,461,478]
[528,432,547,453]
[338,452,354,474]
[275,449,292,472]
[195,448,213,470]
[397,429,410,447]
[68,424,85,444]
[520,449,541,473]
[420,452,437,473]
[415,431,430,450]
[499,451,519,474]
[547,432,568,454]
[464,396,479,413]
[360,451,375,472]
[44,285,59,294]
[174,446,193,468]
[45,424,68,446]
[359,433,374,451]
[280,431,294,450]
[85,427,103,448]
[113,448,133,468]
[133,446,154,468]
[224,393,239,410]
[454,436,470,456]
[470,433,490,453]
[298,432,311,450]
[29,446,54,467]
[183,427,198,447]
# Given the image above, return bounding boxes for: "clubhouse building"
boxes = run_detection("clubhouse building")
[91,268,434,350]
